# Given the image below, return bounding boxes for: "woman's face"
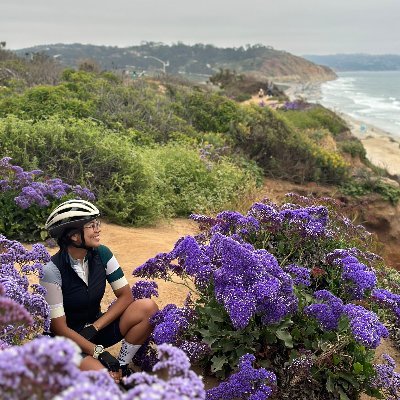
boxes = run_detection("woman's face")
[81,219,102,248]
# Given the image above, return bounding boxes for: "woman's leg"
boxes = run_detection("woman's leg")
[80,355,104,371]
[117,299,158,370]
[80,355,122,383]
[119,298,159,343]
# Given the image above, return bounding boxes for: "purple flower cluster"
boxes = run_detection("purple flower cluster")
[370,354,400,400]
[0,157,95,209]
[211,210,260,237]
[0,234,50,342]
[57,370,122,399]
[150,304,192,345]
[279,205,329,238]
[131,280,159,300]
[327,249,377,299]
[304,290,344,331]
[210,233,298,328]
[305,290,388,348]
[0,336,82,399]
[285,264,311,286]
[195,201,330,241]
[247,202,283,232]
[135,231,298,331]
[206,353,276,400]
[342,304,388,349]
[372,288,400,320]
[124,344,206,399]
[169,236,214,287]
[281,100,309,111]
[0,295,33,330]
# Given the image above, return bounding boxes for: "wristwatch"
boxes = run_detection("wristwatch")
[93,344,105,359]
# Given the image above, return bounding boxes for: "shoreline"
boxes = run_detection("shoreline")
[284,82,400,177]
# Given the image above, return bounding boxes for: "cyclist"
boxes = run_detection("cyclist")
[40,199,158,383]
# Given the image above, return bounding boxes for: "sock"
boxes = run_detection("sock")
[118,340,141,366]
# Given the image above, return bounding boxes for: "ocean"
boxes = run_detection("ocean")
[310,71,400,137]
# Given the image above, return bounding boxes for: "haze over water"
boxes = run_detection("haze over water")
[317,71,400,137]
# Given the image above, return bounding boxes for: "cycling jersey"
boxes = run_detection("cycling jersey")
[40,245,128,332]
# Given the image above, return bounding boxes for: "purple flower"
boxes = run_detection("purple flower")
[304,290,344,331]
[285,264,311,286]
[150,304,192,345]
[0,336,82,399]
[0,296,33,329]
[327,249,377,299]
[206,353,276,400]
[211,234,297,329]
[131,280,159,300]
[247,202,283,232]
[370,354,400,399]
[279,206,329,238]
[343,304,388,349]
[372,288,400,320]
[124,344,205,399]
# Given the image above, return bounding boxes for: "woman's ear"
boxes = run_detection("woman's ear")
[69,232,82,244]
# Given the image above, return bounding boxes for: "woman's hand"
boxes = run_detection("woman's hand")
[79,324,98,340]
[109,369,122,383]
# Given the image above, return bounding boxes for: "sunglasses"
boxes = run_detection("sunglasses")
[83,220,101,230]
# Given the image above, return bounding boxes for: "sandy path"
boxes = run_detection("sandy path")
[99,219,198,309]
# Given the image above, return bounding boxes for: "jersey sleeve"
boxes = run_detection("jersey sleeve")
[97,245,129,291]
[39,261,65,319]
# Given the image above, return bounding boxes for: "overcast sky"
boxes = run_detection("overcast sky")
[1,0,399,55]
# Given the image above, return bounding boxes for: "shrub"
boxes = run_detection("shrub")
[340,139,367,159]
[0,157,95,241]
[135,144,262,222]
[133,194,400,399]
[278,104,349,136]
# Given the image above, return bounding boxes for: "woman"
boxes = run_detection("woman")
[40,199,158,383]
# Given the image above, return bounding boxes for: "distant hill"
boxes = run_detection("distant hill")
[303,54,400,71]
[14,42,336,83]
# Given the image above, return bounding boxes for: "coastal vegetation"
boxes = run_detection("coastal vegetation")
[1,46,400,399]
[13,41,337,82]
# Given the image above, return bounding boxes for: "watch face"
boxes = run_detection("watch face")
[95,345,104,353]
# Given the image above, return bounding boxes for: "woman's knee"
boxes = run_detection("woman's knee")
[133,298,159,317]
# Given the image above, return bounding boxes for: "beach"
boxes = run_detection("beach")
[285,82,400,177]
[342,114,400,177]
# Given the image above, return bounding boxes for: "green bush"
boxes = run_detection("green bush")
[135,144,262,220]
[340,139,367,159]
[278,104,349,136]
[0,116,261,229]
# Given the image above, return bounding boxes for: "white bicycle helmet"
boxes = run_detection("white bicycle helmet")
[45,199,100,239]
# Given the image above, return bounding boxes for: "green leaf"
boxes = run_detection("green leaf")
[338,386,351,400]
[211,355,227,372]
[326,376,334,393]
[276,330,293,348]
[352,362,363,374]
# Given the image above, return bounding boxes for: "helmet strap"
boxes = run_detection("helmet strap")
[64,229,92,251]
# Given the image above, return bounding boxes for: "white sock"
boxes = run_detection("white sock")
[118,340,141,365]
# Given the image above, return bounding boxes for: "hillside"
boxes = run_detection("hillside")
[14,42,337,83]
[303,53,400,71]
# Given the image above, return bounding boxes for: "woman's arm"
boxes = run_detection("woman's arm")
[51,315,97,355]
[92,284,133,330]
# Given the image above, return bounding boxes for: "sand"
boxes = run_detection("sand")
[284,82,400,177]
[342,114,400,177]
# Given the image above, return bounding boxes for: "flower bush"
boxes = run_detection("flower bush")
[0,234,50,344]
[0,156,95,241]
[133,194,400,399]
